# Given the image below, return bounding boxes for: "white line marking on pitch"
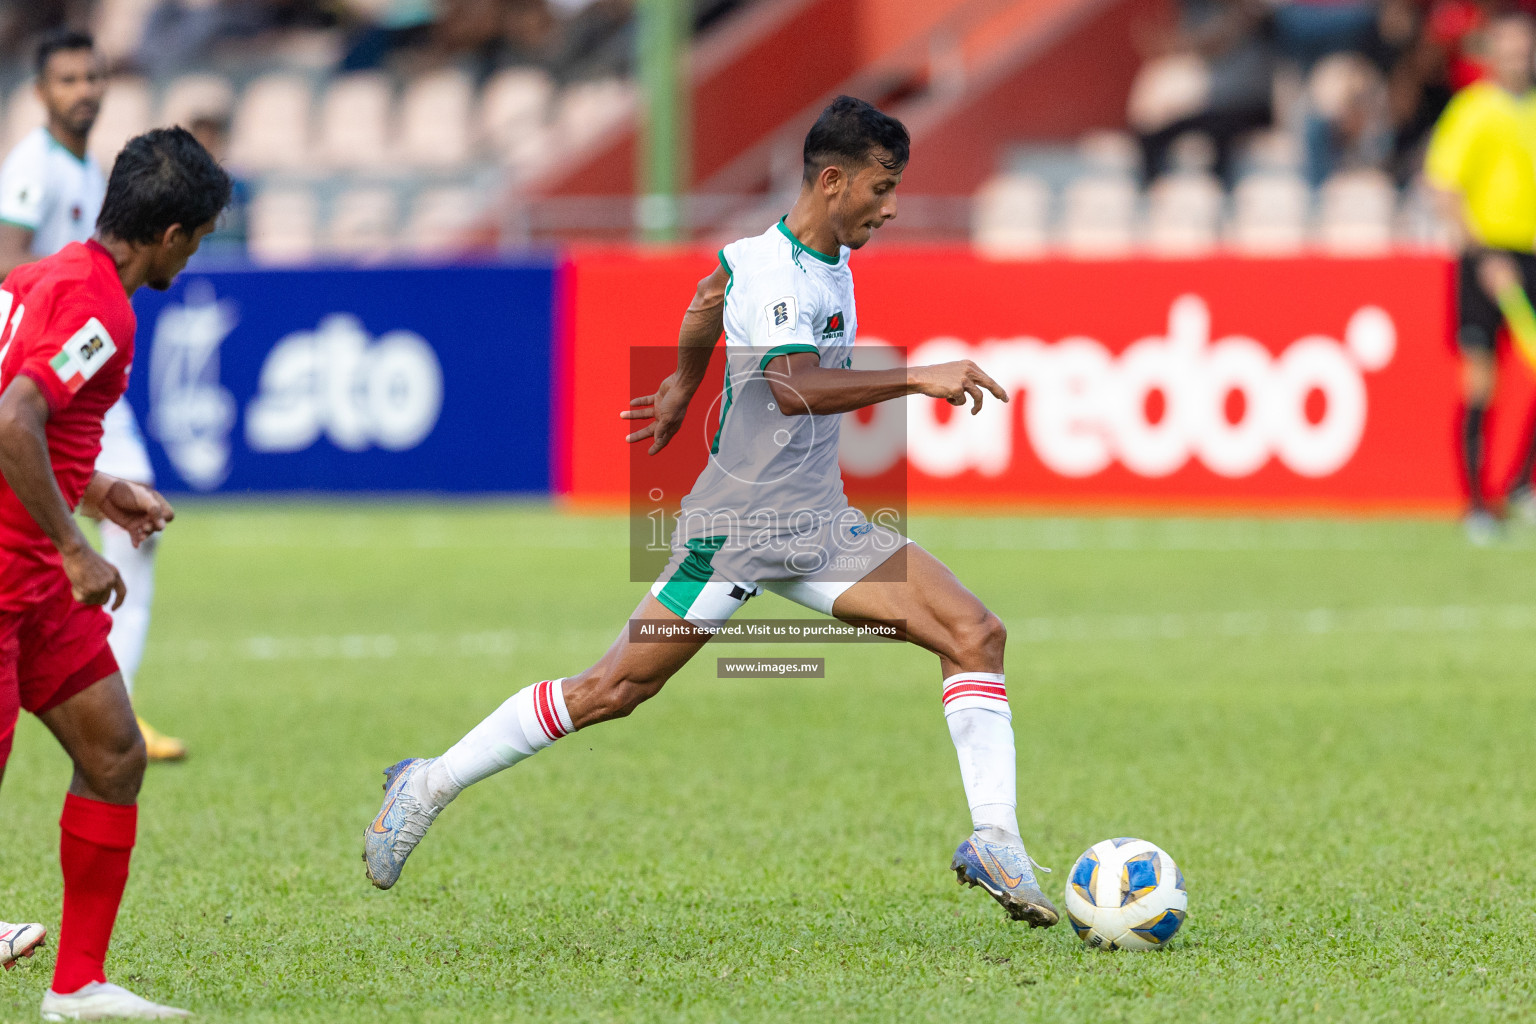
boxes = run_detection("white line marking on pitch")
[148,604,1536,663]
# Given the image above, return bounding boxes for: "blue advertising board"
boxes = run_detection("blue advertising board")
[127,261,556,493]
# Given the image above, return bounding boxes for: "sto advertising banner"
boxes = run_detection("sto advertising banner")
[562,250,1536,510]
[129,262,556,493]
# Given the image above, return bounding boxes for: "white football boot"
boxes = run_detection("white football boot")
[364,757,442,889]
[40,981,190,1020]
[1,921,45,969]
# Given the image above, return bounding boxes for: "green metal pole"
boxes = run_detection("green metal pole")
[637,0,689,243]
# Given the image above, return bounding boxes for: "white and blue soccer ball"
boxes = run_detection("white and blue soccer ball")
[1063,838,1187,951]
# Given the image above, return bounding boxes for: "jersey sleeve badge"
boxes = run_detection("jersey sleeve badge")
[765,295,798,337]
[49,318,117,395]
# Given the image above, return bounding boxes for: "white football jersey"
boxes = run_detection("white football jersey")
[676,218,858,543]
[0,126,106,256]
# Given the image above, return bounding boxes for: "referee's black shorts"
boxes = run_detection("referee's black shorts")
[1458,249,1536,353]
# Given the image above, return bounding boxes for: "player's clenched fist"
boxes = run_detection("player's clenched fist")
[61,542,126,609]
[910,360,1010,414]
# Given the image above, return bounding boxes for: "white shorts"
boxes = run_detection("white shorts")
[95,398,154,485]
[650,514,909,626]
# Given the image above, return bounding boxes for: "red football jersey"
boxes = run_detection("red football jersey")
[0,240,136,605]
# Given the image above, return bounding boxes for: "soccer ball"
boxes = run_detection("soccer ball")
[1063,838,1187,950]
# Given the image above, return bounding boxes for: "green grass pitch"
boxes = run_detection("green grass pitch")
[3,504,1535,1022]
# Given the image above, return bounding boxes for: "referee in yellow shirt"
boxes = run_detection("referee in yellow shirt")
[1426,12,1536,541]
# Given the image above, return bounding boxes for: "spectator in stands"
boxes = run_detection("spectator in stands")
[0,0,77,66]
[343,0,560,79]
[1271,0,1381,68]
[1130,0,1275,184]
[340,0,438,71]
[187,114,250,263]
[1423,11,1536,540]
[136,0,337,78]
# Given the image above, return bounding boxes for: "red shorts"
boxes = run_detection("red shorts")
[0,571,117,769]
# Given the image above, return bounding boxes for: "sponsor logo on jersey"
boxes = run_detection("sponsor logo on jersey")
[765,295,797,337]
[849,522,874,536]
[49,318,116,394]
[822,311,845,340]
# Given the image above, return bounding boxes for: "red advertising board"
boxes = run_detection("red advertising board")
[559,249,1534,512]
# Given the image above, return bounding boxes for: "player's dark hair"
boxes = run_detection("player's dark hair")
[97,127,232,244]
[802,96,909,184]
[35,29,94,78]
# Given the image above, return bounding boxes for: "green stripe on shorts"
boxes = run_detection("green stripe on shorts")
[654,536,726,619]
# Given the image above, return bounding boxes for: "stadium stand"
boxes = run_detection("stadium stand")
[0,0,1477,255]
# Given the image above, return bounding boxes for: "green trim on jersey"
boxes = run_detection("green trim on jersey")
[776,217,838,266]
[718,249,734,298]
[758,342,819,371]
[710,359,736,454]
[44,129,88,167]
[655,536,727,618]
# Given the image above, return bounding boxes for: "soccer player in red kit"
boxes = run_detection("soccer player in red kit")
[0,127,228,1020]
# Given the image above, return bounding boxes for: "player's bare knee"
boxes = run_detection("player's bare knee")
[78,730,146,803]
[948,608,1006,669]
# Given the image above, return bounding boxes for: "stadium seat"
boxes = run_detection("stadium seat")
[402,186,482,258]
[556,78,635,152]
[398,70,474,168]
[4,84,44,153]
[316,73,395,171]
[1238,129,1303,176]
[1227,172,1310,255]
[1395,179,1453,249]
[1144,172,1223,257]
[249,186,319,265]
[1058,175,1138,257]
[478,67,554,162]
[90,77,152,168]
[971,173,1051,258]
[158,73,236,130]
[1078,130,1140,177]
[230,74,313,172]
[325,186,400,259]
[1316,168,1395,255]
[92,0,160,64]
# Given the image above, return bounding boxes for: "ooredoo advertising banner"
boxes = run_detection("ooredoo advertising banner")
[562,250,1535,511]
[129,262,556,493]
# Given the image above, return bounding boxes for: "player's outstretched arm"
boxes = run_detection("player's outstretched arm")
[0,375,125,608]
[81,472,175,547]
[764,351,1009,416]
[622,262,730,455]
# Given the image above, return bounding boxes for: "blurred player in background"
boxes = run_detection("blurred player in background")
[1425,11,1536,543]
[0,29,187,759]
[364,97,1061,931]
[0,126,228,1020]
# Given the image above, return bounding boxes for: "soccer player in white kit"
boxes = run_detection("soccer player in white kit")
[363,97,1061,930]
[0,31,186,763]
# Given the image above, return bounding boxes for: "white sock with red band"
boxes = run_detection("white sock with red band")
[424,679,572,809]
[942,671,1022,838]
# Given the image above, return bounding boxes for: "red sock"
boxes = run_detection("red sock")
[52,794,137,995]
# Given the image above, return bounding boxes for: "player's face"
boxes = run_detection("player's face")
[1489,19,1536,90]
[832,152,902,250]
[37,49,105,138]
[145,221,218,291]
